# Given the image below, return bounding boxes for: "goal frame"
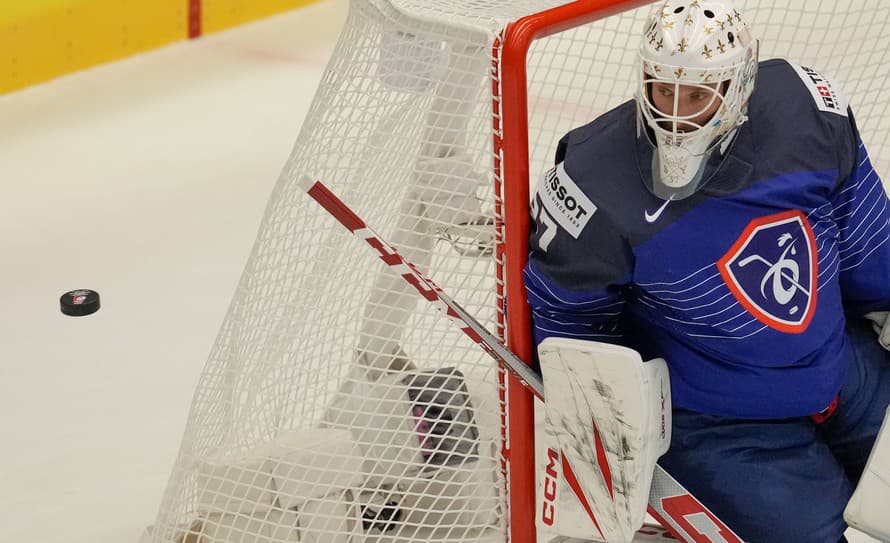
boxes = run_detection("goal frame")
[496,2,655,542]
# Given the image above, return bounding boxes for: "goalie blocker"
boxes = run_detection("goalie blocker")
[537,338,671,543]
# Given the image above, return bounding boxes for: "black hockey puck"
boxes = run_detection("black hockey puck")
[60,289,100,316]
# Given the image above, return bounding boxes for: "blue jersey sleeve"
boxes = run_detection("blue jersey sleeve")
[523,160,634,346]
[831,112,890,314]
[524,260,628,345]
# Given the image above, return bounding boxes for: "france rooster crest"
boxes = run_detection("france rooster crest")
[718,210,818,333]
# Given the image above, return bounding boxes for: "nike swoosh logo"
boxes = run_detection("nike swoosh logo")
[645,198,673,223]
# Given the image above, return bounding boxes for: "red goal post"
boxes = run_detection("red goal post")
[496,4,655,542]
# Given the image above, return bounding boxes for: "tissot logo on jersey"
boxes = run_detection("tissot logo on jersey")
[538,163,596,239]
[791,64,849,116]
[718,211,818,334]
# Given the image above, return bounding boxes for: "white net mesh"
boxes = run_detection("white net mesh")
[147,1,889,542]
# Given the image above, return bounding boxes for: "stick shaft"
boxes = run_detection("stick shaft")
[302,176,545,399]
[301,176,744,543]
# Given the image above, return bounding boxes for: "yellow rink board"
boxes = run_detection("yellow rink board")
[0,0,317,94]
[202,0,318,35]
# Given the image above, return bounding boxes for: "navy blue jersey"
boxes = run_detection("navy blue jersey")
[525,59,890,418]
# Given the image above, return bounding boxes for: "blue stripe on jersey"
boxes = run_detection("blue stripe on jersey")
[834,142,890,312]
[524,261,626,343]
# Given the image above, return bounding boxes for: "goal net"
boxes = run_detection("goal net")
[144,1,890,542]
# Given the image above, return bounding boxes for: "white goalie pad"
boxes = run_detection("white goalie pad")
[538,337,671,543]
[171,429,365,543]
[357,152,489,374]
[322,369,426,486]
[322,366,482,486]
[844,404,890,542]
[194,449,278,515]
[320,365,493,536]
[194,429,364,514]
[410,153,487,227]
[270,429,365,510]
[299,490,363,543]
[395,455,500,529]
[865,311,890,351]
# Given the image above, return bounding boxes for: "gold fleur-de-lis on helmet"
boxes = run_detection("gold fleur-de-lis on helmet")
[655,38,664,51]
[700,72,714,82]
[653,64,663,74]
[733,9,741,22]
[703,25,713,35]
[678,37,688,52]
[717,19,726,30]
[716,39,726,53]
[685,13,694,25]
[663,20,675,29]
[674,67,687,79]
[690,0,700,7]
[726,14,733,26]
[701,44,713,59]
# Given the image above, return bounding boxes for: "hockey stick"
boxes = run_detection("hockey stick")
[299,175,744,543]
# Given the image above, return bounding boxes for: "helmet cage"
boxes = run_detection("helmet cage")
[635,0,758,200]
[639,60,747,146]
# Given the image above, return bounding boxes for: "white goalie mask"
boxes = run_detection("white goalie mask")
[636,0,758,200]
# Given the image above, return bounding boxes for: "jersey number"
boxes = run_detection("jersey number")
[531,196,557,252]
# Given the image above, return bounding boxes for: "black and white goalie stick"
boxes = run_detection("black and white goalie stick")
[299,175,744,543]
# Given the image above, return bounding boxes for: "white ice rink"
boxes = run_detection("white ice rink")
[0,0,880,542]
[1,1,345,541]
